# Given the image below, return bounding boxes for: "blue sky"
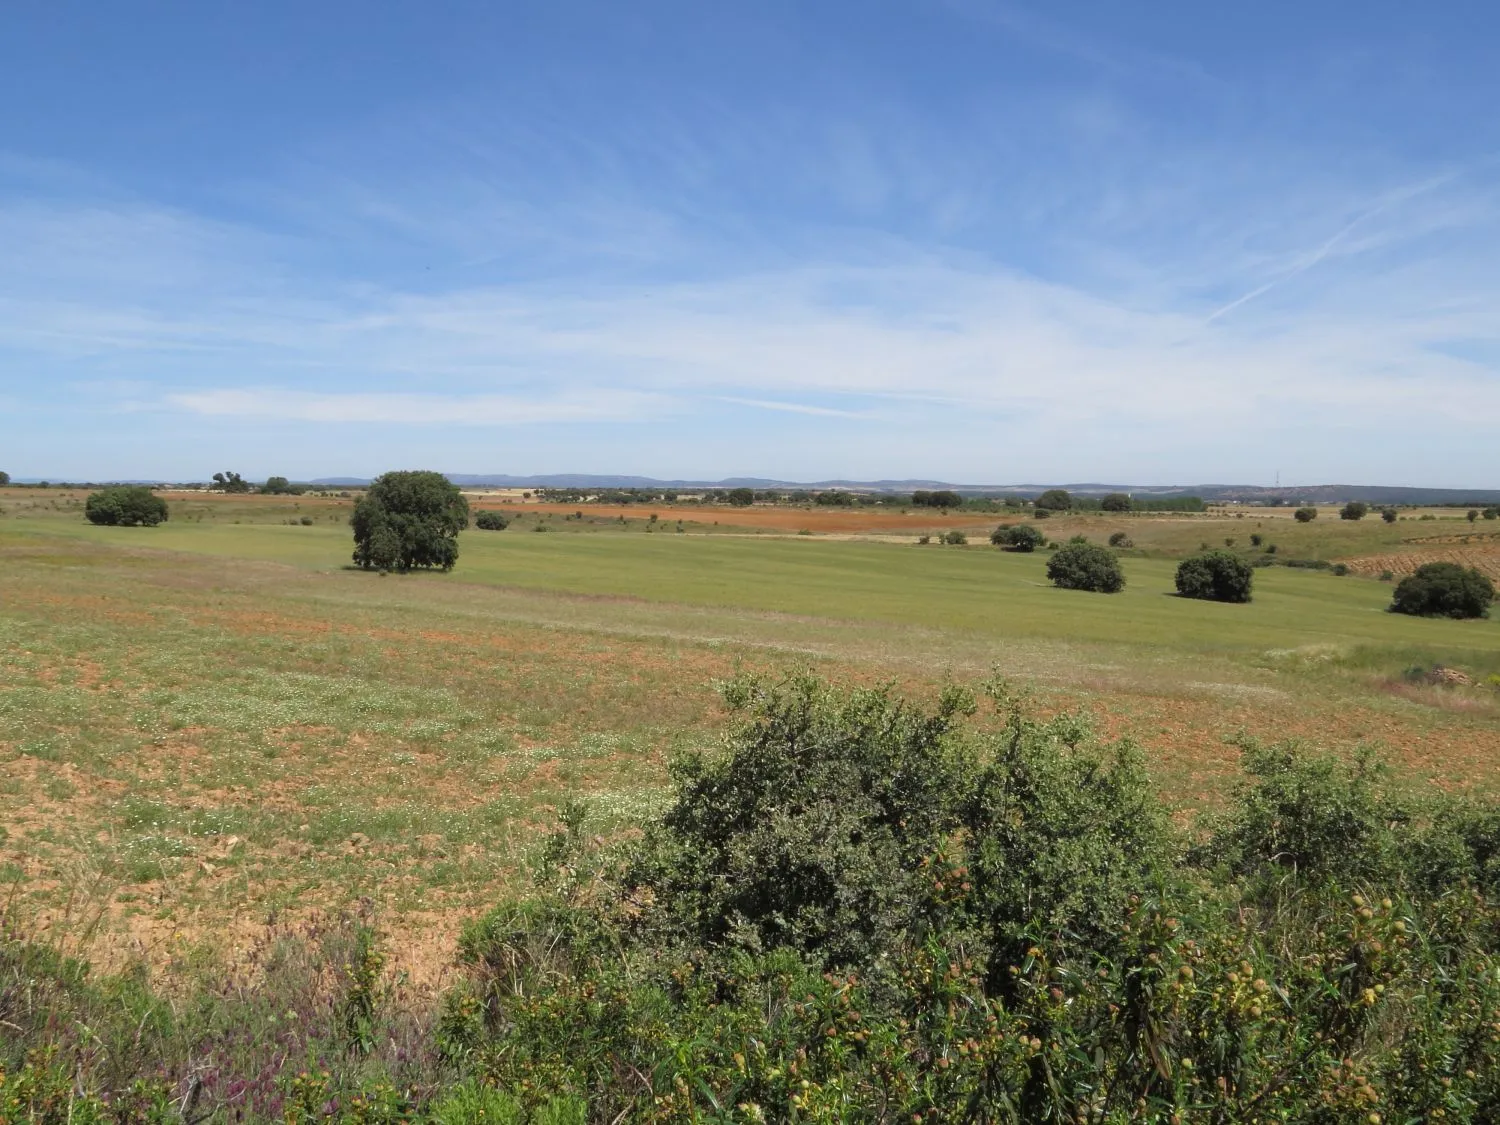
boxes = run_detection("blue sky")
[1,1,1496,485]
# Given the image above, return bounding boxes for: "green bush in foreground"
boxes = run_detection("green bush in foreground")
[1045,540,1125,592]
[1390,561,1496,619]
[351,470,469,572]
[84,485,168,527]
[1175,548,1254,603]
[10,676,1500,1123]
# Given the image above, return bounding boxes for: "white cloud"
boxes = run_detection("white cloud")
[166,387,671,425]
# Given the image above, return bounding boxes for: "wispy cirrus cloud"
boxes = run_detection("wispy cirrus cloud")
[166,387,672,425]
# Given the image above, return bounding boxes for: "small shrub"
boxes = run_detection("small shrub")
[1032,507,1051,520]
[1175,549,1254,603]
[84,486,168,527]
[475,510,509,531]
[1331,562,1348,576]
[941,529,967,545]
[299,515,313,526]
[1389,562,1495,619]
[992,524,1044,552]
[1249,533,1263,547]
[1381,507,1398,523]
[1107,531,1132,548]
[1265,543,1277,555]
[1339,501,1368,520]
[917,535,930,545]
[1380,569,1394,581]
[1294,506,1317,522]
[1046,541,1125,593]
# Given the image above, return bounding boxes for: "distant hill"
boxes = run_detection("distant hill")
[305,475,1500,506]
[13,475,1494,506]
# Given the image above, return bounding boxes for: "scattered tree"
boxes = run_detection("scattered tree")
[992,524,1044,552]
[0,470,9,486]
[1100,492,1132,512]
[1389,562,1494,619]
[726,487,755,507]
[912,490,963,509]
[1035,488,1073,511]
[1046,541,1125,593]
[1294,506,1317,523]
[262,476,304,495]
[1468,509,1480,523]
[1175,549,1254,603]
[1485,508,1499,520]
[211,471,250,494]
[351,470,469,572]
[1339,501,1368,521]
[1249,533,1263,547]
[1107,531,1133,548]
[474,510,509,531]
[84,486,169,527]
[1381,507,1398,523]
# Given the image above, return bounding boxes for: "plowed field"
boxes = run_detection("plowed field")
[1348,546,1500,581]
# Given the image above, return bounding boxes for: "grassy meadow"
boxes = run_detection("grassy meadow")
[3,488,1499,981]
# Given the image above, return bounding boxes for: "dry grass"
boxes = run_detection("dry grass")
[3,501,1500,984]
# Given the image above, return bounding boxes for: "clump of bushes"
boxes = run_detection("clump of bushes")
[84,485,168,527]
[1174,548,1253,603]
[1107,530,1133,548]
[1390,561,1495,619]
[992,524,1044,552]
[1045,541,1125,593]
[942,529,967,545]
[1294,506,1317,523]
[440,676,1500,1123]
[474,510,509,531]
[12,675,1500,1122]
[1340,501,1369,521]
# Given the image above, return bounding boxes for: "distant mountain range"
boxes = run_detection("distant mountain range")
[11,474,1499,505]
[302,475,1500,505]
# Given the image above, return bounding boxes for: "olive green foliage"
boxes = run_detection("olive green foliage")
[726,488,755,507]
[84,485,169,527]
[1046,541,1125,593]
[1034,488,1072,511]
[1390,562,1495,619]
[1108,531,1133,548]
[991,524,1044,551]
[912,490,963,508]
[474,510,510,531]
[1294,506,1317,522]
[941,529,968,545]
[211,470,250,493]
[1340,501,1369,521]
[262,475,304,495]
[12,676,1500,1122]
[1100,492,1133,512]
[444,676,1500,1123]
[1485,508,1499,521]
[1174,549,1254,603]
[351,471,469,572]
[1382,507,1399,523]
[0,470,9,486]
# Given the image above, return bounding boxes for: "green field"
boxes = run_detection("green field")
[3,500,1499,980]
